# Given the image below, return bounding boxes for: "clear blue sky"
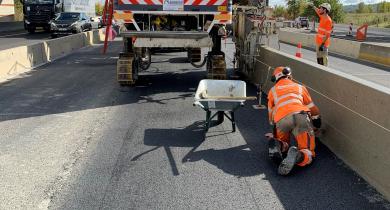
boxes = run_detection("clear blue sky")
[270,0,388,7]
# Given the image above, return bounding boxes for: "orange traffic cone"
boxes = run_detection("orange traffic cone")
[295,42,302,58]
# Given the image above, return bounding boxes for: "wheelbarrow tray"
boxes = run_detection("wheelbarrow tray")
[193,79,247,132]
[194,79,247,111]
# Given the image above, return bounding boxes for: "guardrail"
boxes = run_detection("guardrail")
[241,45,390,201]
[0,29,105,81]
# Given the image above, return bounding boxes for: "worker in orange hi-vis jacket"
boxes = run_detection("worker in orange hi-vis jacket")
[265,67,322,175]
[309,2,333,66]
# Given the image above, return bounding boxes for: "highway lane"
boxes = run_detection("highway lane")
[332,23,390,37]
[265,35,390,88]
[0,30,51,51]
[0,40,389,209]
[297,23,390,42]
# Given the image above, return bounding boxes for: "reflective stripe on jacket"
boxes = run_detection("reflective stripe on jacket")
[267,79,317,123]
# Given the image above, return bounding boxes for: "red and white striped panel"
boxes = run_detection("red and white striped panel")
[184,0,227,6]
[119,0,163,5]
[113,10,134,23]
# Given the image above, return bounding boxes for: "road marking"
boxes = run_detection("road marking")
[0,32,29,38]
[0,113,72,118]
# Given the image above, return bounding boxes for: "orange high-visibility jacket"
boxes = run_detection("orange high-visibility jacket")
[315,9,333,47]
[267,79,320,123]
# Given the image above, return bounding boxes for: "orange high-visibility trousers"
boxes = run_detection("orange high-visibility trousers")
[275,112,315,166]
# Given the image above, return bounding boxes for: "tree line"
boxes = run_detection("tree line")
[272,0,390,23]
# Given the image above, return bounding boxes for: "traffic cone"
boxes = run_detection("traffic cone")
[295,42,302,58]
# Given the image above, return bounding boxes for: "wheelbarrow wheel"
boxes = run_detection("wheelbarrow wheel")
[217,111,224,124]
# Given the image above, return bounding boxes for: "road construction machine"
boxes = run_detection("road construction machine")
[102,0,233,85]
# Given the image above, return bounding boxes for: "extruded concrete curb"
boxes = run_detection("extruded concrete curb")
[242,46,390,201]
[0,29,106,81]
[278,29,389,67]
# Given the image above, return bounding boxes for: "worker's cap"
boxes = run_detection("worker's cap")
[271,66,291,82]
[320,3,331,12]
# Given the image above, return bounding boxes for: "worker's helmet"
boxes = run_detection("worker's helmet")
[271,66,292,82]
[320,3,331,13]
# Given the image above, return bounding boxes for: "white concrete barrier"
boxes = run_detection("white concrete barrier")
[242,45,390,201]
[278,29,389,67]
[0,29,106,81]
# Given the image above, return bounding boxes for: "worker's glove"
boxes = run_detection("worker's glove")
[319,44,325,52]
[307,2,314,7]
[312,116,322,128]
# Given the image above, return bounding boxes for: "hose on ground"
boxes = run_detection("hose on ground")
[190,55,207,68]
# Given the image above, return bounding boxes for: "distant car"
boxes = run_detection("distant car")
[295,17,309,28]
[50,12,92,38]
[91,16,103,29]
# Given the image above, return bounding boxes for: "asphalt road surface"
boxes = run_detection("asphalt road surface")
[264,35,390,88]
[332,23,390,37]
[0,30,51,51]
[0,40,389,209]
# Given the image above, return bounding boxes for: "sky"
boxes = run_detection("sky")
[270,0,388,7]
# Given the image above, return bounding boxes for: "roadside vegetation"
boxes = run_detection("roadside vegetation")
[14,0,23,21]
[272,0,344,22]
[271,0,389,28]
[343,13,390,28]
[342,2,390,28]
[95,2,104,16]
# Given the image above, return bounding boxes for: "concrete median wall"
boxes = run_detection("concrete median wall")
[0,29,105,81]
[278,29,389,67]
[359,43,390,67]
[243,46,390,200]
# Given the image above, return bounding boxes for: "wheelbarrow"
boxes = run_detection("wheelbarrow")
[193,79,256,132]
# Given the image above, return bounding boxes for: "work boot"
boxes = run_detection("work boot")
[278,146,301,175]
[317,58,324,65]
[268,138,283,164]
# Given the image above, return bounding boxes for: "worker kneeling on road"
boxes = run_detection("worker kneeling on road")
[266,67,321,175]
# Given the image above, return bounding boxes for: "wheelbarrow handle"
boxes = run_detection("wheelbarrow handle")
[193,101,205,109]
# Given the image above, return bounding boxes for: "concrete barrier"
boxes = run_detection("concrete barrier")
[0,29,105,81]
[359,43,390,67]
[278,29,389,67]
[0,21,24,33]
[242,46,390,200]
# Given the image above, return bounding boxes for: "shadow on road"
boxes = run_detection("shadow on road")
[1,41,388,209]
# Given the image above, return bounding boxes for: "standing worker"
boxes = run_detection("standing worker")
[309,2,333,66]
[266,67,322,175]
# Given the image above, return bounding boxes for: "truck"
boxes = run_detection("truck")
[104,0,234,85]
[20,0,96,33]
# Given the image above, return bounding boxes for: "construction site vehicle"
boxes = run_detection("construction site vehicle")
[102,0,233,85]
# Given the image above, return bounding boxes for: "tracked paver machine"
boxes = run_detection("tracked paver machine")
[102,0,233,85]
